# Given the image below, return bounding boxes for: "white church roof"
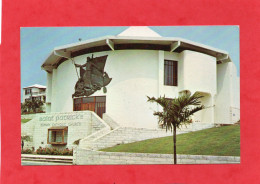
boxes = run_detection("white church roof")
[42,26,232,72]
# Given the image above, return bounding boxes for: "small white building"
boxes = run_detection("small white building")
[41,26,240,129]
[22,84,46,103]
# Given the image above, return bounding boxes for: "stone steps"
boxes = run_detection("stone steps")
[88,128,111,141]
[79,122,216,151]
[81,127,177,150]
[21,154,73,164]
[79,127,111,148]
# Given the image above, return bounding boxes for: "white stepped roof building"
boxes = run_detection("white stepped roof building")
[22,84,46,103]
[41,26,240,129]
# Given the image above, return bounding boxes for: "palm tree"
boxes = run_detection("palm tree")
[147,92,204,164]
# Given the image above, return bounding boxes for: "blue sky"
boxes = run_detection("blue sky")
[21,26,239,100]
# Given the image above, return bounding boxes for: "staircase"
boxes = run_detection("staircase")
[79,127,176,150]
[21,154,73,165]
[79,126,111,147]
[79,123,216,151]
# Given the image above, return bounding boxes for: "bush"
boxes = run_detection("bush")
[36,147,46,155]
[36,147,73,156]
[61,148,73,155]
[21,99,44,114]
[21,149,33,154]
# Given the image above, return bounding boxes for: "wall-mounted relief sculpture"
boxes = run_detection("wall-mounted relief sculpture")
[72,55,112,97]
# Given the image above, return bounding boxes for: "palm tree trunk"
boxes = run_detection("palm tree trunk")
[173,124,177,164]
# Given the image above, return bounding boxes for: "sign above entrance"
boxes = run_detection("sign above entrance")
[72,55,112,97]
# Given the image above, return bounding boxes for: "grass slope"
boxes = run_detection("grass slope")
[21,119,31,123]
[101,125,240,156]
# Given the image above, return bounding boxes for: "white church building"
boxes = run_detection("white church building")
[41,26,240,129]
[22,26,240,153]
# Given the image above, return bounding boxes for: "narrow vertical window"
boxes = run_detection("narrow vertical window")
[164,60,177,86]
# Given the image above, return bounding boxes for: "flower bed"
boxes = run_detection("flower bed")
[21,149,33,154]
[21,147,73,156]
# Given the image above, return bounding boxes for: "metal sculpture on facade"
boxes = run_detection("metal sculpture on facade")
[72,55,112,97]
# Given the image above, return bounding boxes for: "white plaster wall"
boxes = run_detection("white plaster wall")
[46,104,51,113]
[179,50,217,95]
[46,73,52,103]
[158,51,180,98]
[230,62,240,108]
[21,111,110,150]
[32,112,93,149]
[215,63,231,124]
[231,107,240,123]
[46,73,52,113]
[51,69,57,112]
[48,49,237,127]
[230,62,240,123]
[51,61,77,112]
[215,62,240,124]
[51,50,160,129]
[103,50,159,129]
[193,93,214,123]
[177,50,216,124]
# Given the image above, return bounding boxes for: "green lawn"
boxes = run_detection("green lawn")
[101,125,240,156]
[21,119,31,123]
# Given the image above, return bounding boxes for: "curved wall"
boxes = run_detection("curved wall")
[215,62,240,124]
[179,50,217,95]
[47,49,222,128]
[50,50,161,128]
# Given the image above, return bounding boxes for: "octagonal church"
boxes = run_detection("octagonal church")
[41,26,240,129]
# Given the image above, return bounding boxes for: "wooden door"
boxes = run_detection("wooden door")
[88,103,95,111]
[82,103,95,111]
[73,96,106,118]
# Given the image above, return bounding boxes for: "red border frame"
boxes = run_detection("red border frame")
[1,0,260,183]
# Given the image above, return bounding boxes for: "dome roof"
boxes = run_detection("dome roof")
[118,26,162,37]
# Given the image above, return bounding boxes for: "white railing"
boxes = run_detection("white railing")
[31,92,45,95]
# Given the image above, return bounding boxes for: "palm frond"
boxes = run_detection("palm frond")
[148,93,205,131]
[147,96,169,109]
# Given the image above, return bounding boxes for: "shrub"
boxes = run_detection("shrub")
[21,149,33,154]
[45,148,52,155]
[62,148,73,155]
[36,147,73,156]
[36,147,46,155]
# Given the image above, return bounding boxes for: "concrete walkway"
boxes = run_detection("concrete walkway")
[22,161,72,165]
[21,154,73,165]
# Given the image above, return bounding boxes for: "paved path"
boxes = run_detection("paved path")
[21,154,73,165]
[22,161,72,165]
